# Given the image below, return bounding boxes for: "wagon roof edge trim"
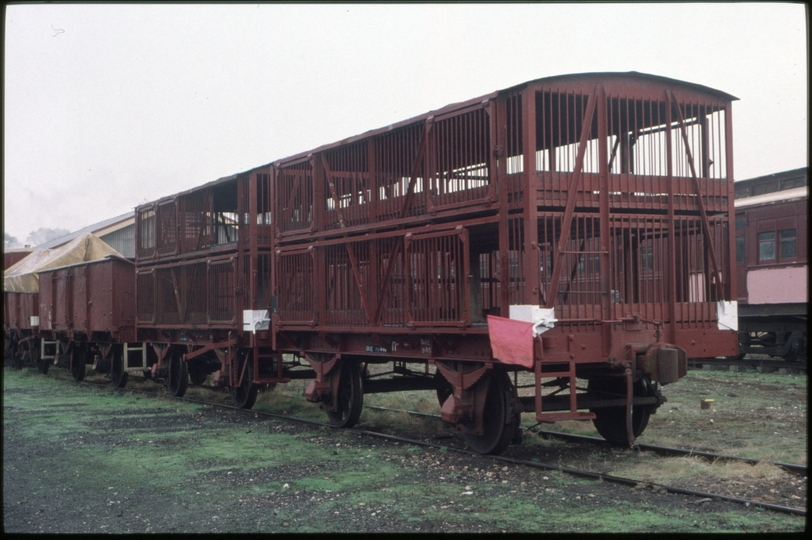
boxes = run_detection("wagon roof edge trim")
[272,71,738,168]
[135,71,738,208]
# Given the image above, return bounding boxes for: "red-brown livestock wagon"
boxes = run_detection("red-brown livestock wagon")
[135,72,739,453]
[134,171,274,404]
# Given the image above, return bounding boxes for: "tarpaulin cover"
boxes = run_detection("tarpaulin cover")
[3,233,124,293]
[487,314,534,369]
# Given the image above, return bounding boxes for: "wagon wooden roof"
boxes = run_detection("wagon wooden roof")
[138,72,739,207]
[272,71,738,168]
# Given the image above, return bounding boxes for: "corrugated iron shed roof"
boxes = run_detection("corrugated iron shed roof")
[35,211,134,249]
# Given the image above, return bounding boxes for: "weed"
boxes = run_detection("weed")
[4,366,805,533]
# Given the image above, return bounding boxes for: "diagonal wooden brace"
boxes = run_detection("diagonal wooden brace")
[545,86,599,308]
[669,90,724,299]
[398,117,433,220]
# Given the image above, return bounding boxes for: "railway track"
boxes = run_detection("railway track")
[688,356,807,373]
[78,379,807,517]
[367,406,808,477]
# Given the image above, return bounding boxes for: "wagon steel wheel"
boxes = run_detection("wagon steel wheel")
[588,376,653,445]
[4,335,17,363]
[110,348,128,389]
[510,411,524,445]
[230,353,258,409]
[71,348,86,382]
[11,343,24,370]
[37,358,50,374]
[18,339,33,370]
[28,341,47,374]
[189,364,208,386]
[166,350,187,397]
[462,371,518,455]
[326,360,363,428]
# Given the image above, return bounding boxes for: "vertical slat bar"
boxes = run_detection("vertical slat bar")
[598,85,611,343]
[724,103,736,301]
[665,91,678,339]
[522,88,539,307]
[493,96,511,313]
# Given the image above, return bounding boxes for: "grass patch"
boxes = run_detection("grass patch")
[253,379,325,421]
[4,366,805,533]
[611,455,787,483]
[641,370,807,463]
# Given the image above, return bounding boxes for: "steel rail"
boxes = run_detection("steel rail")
[688,357,807,372]
[76,380,806,517]
[532,429,808,476]
[366,405,808,477]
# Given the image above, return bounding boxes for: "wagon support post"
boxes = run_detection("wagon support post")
[435,361,521,455]
[302,353,340,407]
[435,361,491,430]
[302,354,364,428]
[624,365,634,448]
[182,337,238,387]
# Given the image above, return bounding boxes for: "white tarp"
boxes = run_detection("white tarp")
[3,233,124,293]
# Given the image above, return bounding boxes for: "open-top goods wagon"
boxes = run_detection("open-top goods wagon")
[37,255,144,384]
[4,234,129,374]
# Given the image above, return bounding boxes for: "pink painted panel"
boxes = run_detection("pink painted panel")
[747,266,808,304]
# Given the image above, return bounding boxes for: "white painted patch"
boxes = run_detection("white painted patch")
[242,310,270,333]
[509,305,557,337]
[717,301,738,332]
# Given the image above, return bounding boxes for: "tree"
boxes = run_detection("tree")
[4,232,22,249]
[25,228,70,247]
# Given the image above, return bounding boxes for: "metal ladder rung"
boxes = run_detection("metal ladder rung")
[40,339,58,361]
[539,371,574,378]
[123,342,148,371]
[535,361,589,422]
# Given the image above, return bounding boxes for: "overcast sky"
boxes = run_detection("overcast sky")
[4,3,808,245]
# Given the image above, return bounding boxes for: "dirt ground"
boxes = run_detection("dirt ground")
[3,366,806,533]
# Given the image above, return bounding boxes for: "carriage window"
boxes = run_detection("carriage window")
[735,217,746,231]
[779,229,796,259]
[758,232,775,262]
[736,237,745,263]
